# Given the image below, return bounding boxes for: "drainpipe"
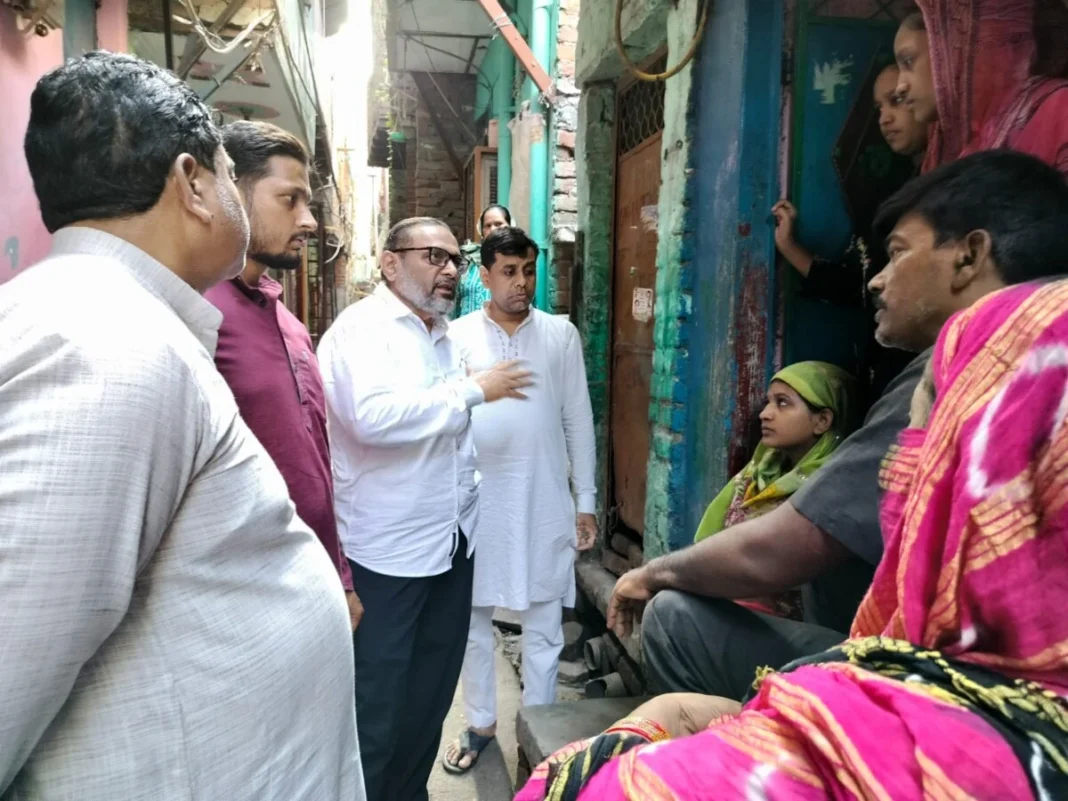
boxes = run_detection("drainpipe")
[494,42,514,214]
[528,0,552,310]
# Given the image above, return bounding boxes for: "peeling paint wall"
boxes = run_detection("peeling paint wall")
[574,83,615,515]
[642,0,703,558]
[683,0,784,543]
[574,0,786,556]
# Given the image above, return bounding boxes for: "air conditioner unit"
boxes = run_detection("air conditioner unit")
[463,146,498,243]
[2,0,64,36]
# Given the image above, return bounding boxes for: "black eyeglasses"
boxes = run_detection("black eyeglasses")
[390,246,469,272]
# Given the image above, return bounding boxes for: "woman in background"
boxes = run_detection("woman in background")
[895,0,1068,175]
[452,204,511,319]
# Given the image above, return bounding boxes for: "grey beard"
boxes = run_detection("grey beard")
[393,269,455,318]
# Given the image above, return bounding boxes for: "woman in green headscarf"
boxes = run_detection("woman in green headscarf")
[695,361,856,618]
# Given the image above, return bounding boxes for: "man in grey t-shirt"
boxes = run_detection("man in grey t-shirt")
[607,151,1068,700]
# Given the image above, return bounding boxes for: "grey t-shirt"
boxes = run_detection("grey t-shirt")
[793,349,931,633]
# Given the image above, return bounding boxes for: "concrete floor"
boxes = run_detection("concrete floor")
[428,646,520,801]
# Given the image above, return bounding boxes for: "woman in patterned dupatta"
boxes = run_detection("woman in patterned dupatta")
[894,0,1068,175]
[693,361,855,619]
[516,279,1068,800]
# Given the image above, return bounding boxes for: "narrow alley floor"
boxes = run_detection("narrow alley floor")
[428,615,583,801]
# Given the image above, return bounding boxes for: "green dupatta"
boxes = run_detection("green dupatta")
[694,361,855,542]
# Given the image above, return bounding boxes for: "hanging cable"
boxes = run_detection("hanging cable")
[176,0,274,56]
[614,0,710,82]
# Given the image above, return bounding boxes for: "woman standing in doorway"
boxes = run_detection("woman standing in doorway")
[452,204,512,319]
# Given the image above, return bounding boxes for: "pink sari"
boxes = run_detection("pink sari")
[517,281,1068,800]
[918,0,1068,176]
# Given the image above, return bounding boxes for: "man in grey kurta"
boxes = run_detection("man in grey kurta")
[0,52,363,800]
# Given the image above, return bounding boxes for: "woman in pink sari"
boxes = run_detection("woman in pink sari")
[516,167,1068,799]
[894,0,1068,175]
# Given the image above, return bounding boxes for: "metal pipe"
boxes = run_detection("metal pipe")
[493,39,514,212]
[475,0,553,97]
[162,0,175,71]
[528,0,551,310]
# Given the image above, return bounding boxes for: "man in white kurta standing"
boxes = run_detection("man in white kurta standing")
[443,226,598,773]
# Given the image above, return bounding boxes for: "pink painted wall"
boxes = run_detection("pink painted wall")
[97,0,129,53]
[0,13,62,282]
[0,1,127,284]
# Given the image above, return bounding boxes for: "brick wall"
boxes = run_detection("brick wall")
[387,71,477,241]
[549,0,580,314]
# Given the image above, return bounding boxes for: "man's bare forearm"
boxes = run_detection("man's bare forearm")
[642,502,847,598]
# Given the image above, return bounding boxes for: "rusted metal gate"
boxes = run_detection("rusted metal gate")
[609,70,665,538]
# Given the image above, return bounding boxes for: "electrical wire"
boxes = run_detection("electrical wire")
[614,0,710,82]
[176,0,273,55]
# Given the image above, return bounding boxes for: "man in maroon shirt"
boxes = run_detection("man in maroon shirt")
[206,120,361,629]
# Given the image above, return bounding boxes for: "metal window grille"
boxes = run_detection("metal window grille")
[616,56,667,155]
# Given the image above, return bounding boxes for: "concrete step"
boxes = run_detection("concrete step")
[514,697,651,787]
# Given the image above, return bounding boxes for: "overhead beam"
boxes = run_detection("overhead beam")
[475,0,553,99]
[398,30,489,40]
[411,72,466,184]
[176,0,247,78]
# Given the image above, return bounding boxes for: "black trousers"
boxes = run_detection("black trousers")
[641,590,845,701]
[349,534,473,801]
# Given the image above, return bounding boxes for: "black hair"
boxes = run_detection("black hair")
[383,216,451,252]
[24,51,222,233]
[479,204,512,231]
[873,150,1068,285]
[223,120,309,186]
[481,226,539,270]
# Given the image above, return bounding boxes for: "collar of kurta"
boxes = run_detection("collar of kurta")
[374,282,450,340]
[50,226,223,354]
[480,305,536,335]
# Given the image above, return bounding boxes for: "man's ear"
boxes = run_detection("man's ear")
[172,153,214,225]
[380,251,399,283]
[950,229,993,293]
[479,263,491,288]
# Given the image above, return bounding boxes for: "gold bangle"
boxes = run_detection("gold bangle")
[605,716,671,743]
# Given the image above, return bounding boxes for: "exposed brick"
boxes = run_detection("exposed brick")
[555,160,577,179]
[554,178,577,195]
[558,130,577,150]
[555,194,578,213]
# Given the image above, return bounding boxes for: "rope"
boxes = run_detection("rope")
[613,0,710,82]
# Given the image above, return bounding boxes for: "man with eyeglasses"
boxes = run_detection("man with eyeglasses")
[318,216,532,801]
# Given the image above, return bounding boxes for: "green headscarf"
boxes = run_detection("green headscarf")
[694,361,855,542]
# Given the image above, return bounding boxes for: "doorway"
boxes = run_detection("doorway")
[609,67,666,543]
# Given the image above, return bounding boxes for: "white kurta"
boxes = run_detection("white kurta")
[451,308,596,610]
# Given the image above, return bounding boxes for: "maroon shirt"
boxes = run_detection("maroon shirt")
[206,275,353,590]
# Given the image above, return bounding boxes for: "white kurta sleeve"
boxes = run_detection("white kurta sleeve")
[561,324,597,515]
[319,316,484,449]
[0,337,199,793]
